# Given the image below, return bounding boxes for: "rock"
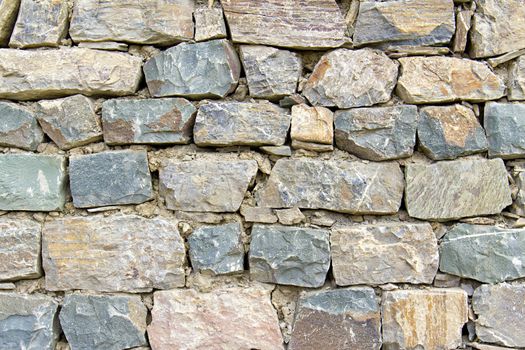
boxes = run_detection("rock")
[160,159,258,212]
[512,172,525,216]
[0,154,67,211]
[405,158,512,221]
[144,39,241,99]
[334,105,418,161]
[259,145,292,157]
[0,0,19,46]
[78,41,128,51]
[289,288,381,350]
[382,289,468,350]
[396,56,505,104]
[303,49,399,108]
[36,95,102,150]
[194,5,227,42]
[384,45,450,58]
[194,101,290,147]
[0,48,142,100]
[0,101,43,150]
[279,94,306,108]
[60,294,148,350]
[275,207,305,225]
[452,6,474,53]
[69,150,152,208]
[241,206,277,224]
[42,215,186,292]
[331,223,439,286]
[70,0,194,45]
[240,45,302,99]
[257,158,404,214]
[291,104,333,145]
[485,102,525,158]
[439,224,525,283]
[291,140,334,152]
[509,56,525,100]
[418,104,488,160]
[102,98,197,145]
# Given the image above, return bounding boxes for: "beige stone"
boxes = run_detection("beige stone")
[240,206,278,224]
[291,104,333,145]
[0,0,20,46]
[275,207,305,225]
[291,140,334,152]
[452,7,473,53]
[509,56,525,101]
[194,6,227,42]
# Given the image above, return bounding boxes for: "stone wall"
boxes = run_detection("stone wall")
[0,0,524,349]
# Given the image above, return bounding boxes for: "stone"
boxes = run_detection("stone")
[0,293,59,350]
[452,6,474,53]
[334,105,418,161]
[259,145,292,157]
[222,0,346,49]
[188,222,244,275]
[418,104,488,160]
[257,158,404,214]
[439,224,525,283]
[60,294,148,350]
[148,286,283,350]
[291,140,334,152]
[0,0,19,46]
[485,102,525,159]
[78,41,128,51]
[70,0,194,45]
[275,207,305,225]
[240,45,302,99]
[512,172,525,216]
[382,289,468,350]
[36,95,102,150]
[331,223,439,286]
[69,150,153,208]
[0,48,142,100]
[279,94,306,108]
[160,159,258,212]
[194,6,227,42]
[509,56,525,100]
[42,215,186,292]
[194,101,290,147]
[0,101,43,150]
[405,158,512,221]
[102,98,197,145]
[0,154,67,211]
[385,45,450,58]
[289,288,381,350]
[0,218,41,281]
[396,56,505,104]
[487,48,525,68]
[291,104,333,145]
[249,224,330,288]
[241,206,277,224]
[144,39,241,99]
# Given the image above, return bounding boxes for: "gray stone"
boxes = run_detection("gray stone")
[334,105,418,161]
[0,0,20,46]
[144,39,241,99]
[291,104,333,145]
[69,150,153,208]
[512,171,525,216]
[240,206,278,224]
[485,102,525,159]
[193,101,290,147]
[194,6,227,42]
[275,207,305,225]
[509,56,525,100]
[452,6,474,53]
[77,41,128,51]
[259,146,292,157]
[60,294,148,350]
[405,158,512,221]
[279,94,307,108]
[0,101,43,150]
[291,140,334,152]
[102,98,197,145]
[249,224,330,288]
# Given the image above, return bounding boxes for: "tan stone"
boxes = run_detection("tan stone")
[0,0,20,46]
[240,206,278,224]
[194,5,227,42]
[291,104,333,145]
[509,56,525,101]
[452,6,474,53]
[291,140,334,152]
[275,207,305,225]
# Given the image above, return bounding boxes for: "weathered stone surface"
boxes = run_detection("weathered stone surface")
[418,104,488,160]
[194,101,290,147]
[289,288,381,350]
[0,48,142,100]
[0,101,43,150]
[144,39,241,99]
[275,207,305,225]
[77,41,128,51]
[42,215,185,292]
[0,154,67,211]
[382,289,468,350]
[439,224,525,283]
[0,0,19,46]
[260,145,292,157]
[512,171,525,216]
[69,150,152,208]
[485,102,525,159]
[70,0,194,45]
[194,6,227,42]
[405,158,512,221]
[160,159,258,212]
[257,158,404,214]
[241,206,278,224]
[452,6,474,53]
[397,56,505,104]
[509,56,525,100]
[291,104,333,145]
[334,105,417,161]
[60,294,148,350]
[102,98,196,145]
[304,49,399,108]
[0,218,40,281]
[291,140,334,152]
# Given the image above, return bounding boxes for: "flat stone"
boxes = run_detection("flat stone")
[405,158,512,220]
[396,56,505,104]
[275,207,305,225]
[0,48,142,100]
[512,171,525,216]
[509,56,525,100]
[289,288,381,350]
[257,158,404,214]
[77,41,128,51]
[0,218,40,281]
[452,6,474,53]
[259,145,292,157]
[304,49,398,108]
[279,94,306,108]
[487,48,525,68]
[485,102,525,158]
[0,101,43,150]
[0,0,19,46]
[42,215,186,292]
[418,104,488,160]
[0,154,67,211]
[194,101,290,147]
[291,104,333,145]
[144,39,240,99]
[160,159,258,212]
[291,140,334,152]
[69,150,152,208]
[385,45,450,58]
[60,294,148,350]
[102,98,197,145]
[334,105,418,161]
[331,223,439,286]
[194,6,227,42]
[240,206,278,224]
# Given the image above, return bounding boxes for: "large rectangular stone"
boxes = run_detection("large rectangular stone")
[484,102,525,159]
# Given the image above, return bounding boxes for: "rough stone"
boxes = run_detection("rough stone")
[275,207,305,225]
[405,158,512,221]
[77,41,128,51]
[0,101,43,151]
[144,39,241,99]
[303,49,399,108]
[0,0,19,46]
[42,215,186,292]
[334,105,418,161]
[509,56,525,100]
[291,104,333,145]
[452,6,474,53]
[291,140,334,152]
[259,146,292,157]
[194,6,227,42]
[512,171,525,216]
[485,102,525,159]
[240,206,277,224]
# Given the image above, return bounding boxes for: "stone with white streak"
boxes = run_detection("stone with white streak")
[0,101,43,151]
[509,56,525,100]
[0,0,20,46]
